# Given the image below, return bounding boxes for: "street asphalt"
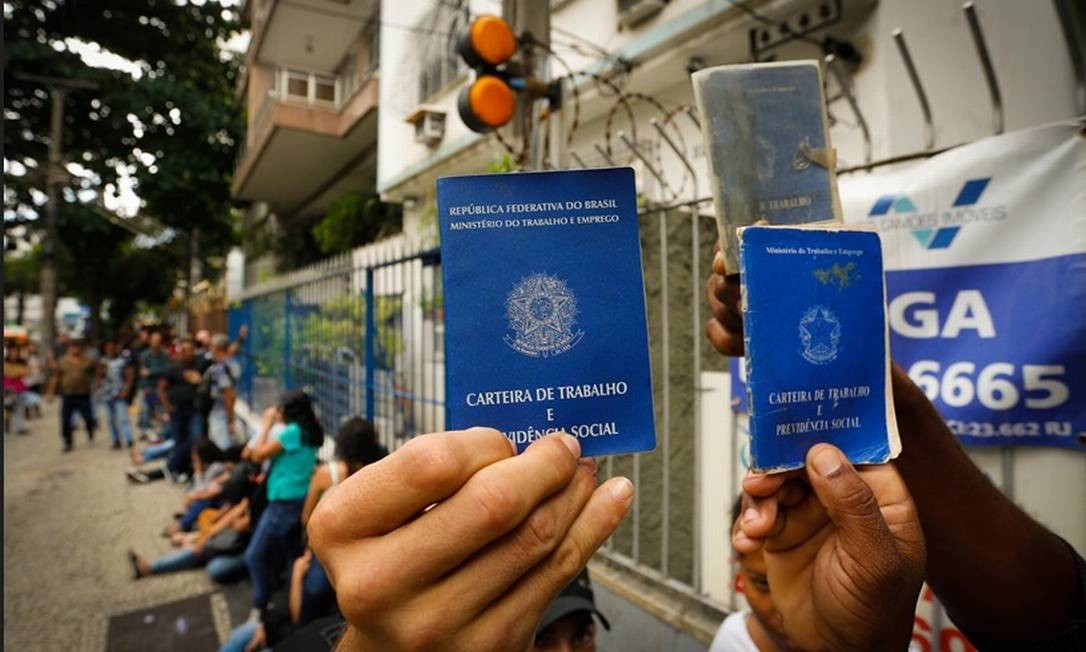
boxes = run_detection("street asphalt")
[3,403,238,651]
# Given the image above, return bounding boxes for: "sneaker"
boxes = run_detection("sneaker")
[111,442,122,450]
[62,443,73,453]
[125,467,151,484]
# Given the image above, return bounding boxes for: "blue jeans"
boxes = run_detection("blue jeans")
[166,411,203,474]
[139,388,158,430]
[150,547,207,575]
[105,398,134,446]
[244,499,305,610]
[206,554,248,584]
[299,556,336,626]
[179,498,221,532]
[219,620,261,652]
[139,438,175,462]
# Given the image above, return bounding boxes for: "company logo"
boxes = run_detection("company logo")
[504,273,584,358]
[867,178,1003,249]
[799,305,840,365]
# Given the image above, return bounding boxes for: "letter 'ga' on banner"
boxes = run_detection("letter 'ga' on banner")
[833,120,1085,450]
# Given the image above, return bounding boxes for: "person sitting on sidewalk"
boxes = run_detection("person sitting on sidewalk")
[46,337,102,452]
[163,439,232,535]
[129,497,253,582]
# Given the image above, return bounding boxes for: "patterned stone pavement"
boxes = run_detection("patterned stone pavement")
[3,403,236,651]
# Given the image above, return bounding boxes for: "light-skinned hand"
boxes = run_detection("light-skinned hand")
[307,428,633,651]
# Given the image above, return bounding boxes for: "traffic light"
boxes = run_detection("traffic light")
[457,15,517,133]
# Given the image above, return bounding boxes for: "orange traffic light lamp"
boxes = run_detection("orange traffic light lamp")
[456,15,517,69]
[458,75,516,132]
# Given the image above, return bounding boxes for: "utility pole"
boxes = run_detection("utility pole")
[14,73,98,353]
[502,0,550,169]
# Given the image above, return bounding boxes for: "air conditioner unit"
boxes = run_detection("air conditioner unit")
[407,108,446,147]
[618,0,668,30]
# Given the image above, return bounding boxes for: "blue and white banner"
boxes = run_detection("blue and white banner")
[838,121,1085,450]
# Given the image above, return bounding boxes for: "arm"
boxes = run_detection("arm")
[227,325,248,357]
[196,499,249,546]
[158,377,172,414]
[249,437,283,463]
[121,364,135,400]
[223,386,236,433]
[890,366,1083,645]
[289,549,313,624]
[706,260,1084,644]
[301,465,331,527]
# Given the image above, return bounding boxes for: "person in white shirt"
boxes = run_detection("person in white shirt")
[710,497,798,652]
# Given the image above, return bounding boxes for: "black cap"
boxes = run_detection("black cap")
[537,569,610,634]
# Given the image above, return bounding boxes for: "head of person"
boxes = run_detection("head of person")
[280,389,324,448]
[67,338,84,356]
[103,340,118,358]
[334,417,386,475]
[192,438,226,473]
[211,333,231,361]
[195,329,210,349]
[5,345,23,362]
[178,337,196,361]
[149,331,163,351]
[532,569,608,652]
[731,496,791,648]
[137,327,150,344]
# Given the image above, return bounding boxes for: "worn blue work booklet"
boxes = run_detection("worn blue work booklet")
[739,226,900,472]
[437,168,656,457]
[693,60,840,272]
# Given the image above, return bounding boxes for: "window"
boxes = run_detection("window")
[415,3,468,103]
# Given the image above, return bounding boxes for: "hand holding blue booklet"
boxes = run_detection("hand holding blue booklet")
[739,226,900,472]
[438,168,656,457]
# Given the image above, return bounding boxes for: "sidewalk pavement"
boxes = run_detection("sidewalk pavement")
[3,403,238,651]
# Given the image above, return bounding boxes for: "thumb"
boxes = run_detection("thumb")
[805,444,895,554]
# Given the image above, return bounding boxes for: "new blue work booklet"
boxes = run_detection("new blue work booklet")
[437,168,656,457]
[739,226,900,472]
[693,61,840,272]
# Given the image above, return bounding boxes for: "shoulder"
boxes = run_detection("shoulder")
[708,611,757,652]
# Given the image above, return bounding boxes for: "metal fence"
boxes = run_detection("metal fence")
[228,205,729,612]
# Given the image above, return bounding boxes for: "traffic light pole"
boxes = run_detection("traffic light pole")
[502,0,550,169]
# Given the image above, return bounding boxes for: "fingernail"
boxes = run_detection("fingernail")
[610,477,634,505]
[559,433,581,458]
[578,456,599,477]
[811,446,844,477]
[743,507,759,524]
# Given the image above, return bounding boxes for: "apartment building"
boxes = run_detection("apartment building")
[233,0,381,284]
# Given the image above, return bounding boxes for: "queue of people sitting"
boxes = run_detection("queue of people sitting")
[127,387,393,652]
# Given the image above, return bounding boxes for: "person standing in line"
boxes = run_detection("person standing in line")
[206,333,241,449]
[47,338,101,452]
[158,337,210,477]
[138,331,171,438]
[100,340,136,450]
[23,342,46,419]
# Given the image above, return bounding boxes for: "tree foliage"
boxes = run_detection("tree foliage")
[3,0,243,324]
[311,192,403,257]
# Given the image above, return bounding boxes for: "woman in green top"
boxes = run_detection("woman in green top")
[243,389,323,614]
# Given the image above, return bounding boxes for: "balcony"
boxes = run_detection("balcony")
[232,66,379,219]
[250,0,378,71]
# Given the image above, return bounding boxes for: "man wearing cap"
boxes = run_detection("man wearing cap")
[532,569,609,651]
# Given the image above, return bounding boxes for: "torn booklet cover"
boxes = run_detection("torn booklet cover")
[739,225,900,472]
